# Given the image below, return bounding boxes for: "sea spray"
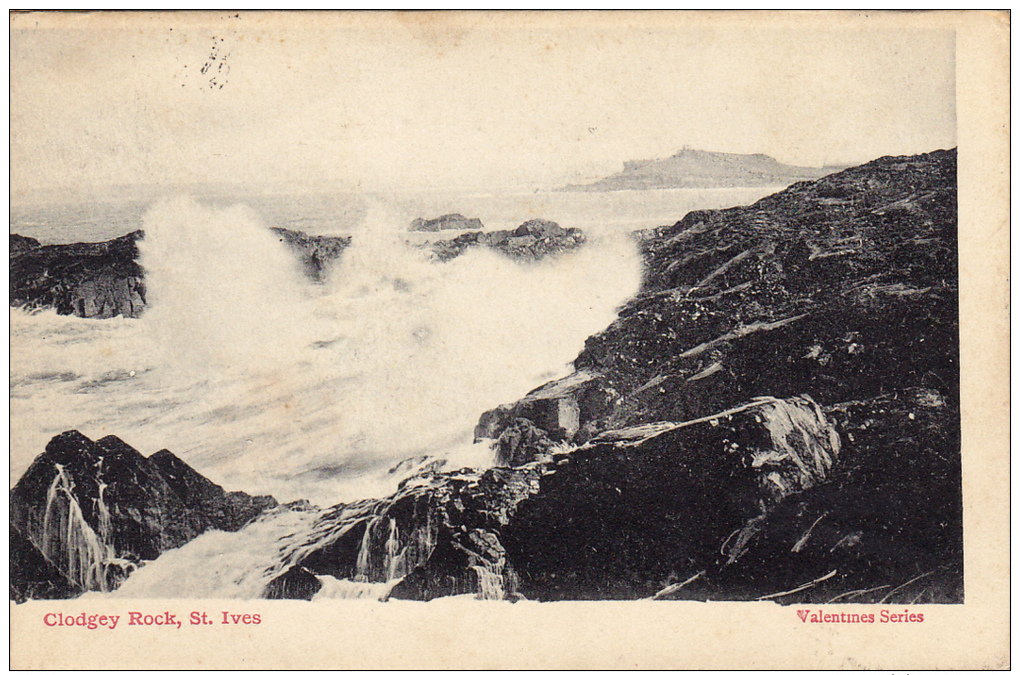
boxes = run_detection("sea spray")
[138,195,318,373]
[109,507,321,599]
[13,194,643,506]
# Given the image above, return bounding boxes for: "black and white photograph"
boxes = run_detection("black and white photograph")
[8,10,1009,670]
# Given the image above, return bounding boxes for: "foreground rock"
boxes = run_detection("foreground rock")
[261,149,960,603]
[9,431,277,601]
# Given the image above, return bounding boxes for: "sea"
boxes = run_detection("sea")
[11,184,777,599]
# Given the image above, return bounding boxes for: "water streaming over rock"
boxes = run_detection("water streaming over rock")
[312,577,401,601]
[471,565,506,601]
[40,465,122,592]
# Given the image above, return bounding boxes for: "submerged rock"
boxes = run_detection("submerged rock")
[409,213,484,232]
[9,431,277,601]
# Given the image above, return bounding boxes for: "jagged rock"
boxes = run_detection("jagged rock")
[9,431,277,599]
[409,213,484,232]
[429,219,585,263]
[149,449,278,533]
[11,432,203,568]
[10,525,78,603]
[270,227,351,281]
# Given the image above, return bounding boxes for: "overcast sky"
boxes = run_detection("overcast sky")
[10,12,956,196]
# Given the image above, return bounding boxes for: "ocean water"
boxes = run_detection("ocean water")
[10,185,775,244]
[9,186,776,506]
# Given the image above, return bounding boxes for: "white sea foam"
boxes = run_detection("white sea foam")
[11,195,642,505]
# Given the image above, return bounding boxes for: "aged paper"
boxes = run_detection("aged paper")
[8,10,1009,669]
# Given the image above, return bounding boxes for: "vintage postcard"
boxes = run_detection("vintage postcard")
[8,10,1009,669]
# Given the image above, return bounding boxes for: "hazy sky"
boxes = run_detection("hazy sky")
[10,12,956,195]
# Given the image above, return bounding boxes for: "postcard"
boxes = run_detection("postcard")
[8,10,1009,669]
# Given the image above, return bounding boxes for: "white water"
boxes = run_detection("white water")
[11,194,644,505]
[108,507,322,598]
[13,188,777,600]
[39,464,137,592]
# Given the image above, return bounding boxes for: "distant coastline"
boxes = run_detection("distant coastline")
[564,148,847,192]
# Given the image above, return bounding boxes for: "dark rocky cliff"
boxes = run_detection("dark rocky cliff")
[263,149,960,603]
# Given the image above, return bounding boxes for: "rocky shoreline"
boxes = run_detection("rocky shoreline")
[10,149,961,604]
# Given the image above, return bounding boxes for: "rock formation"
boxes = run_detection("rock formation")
[9,230,147,318]
[9,219,578,317]
[9,431,277,601]
[269,227,351,282]
[429,219,585,262]
[409,213,484,232]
